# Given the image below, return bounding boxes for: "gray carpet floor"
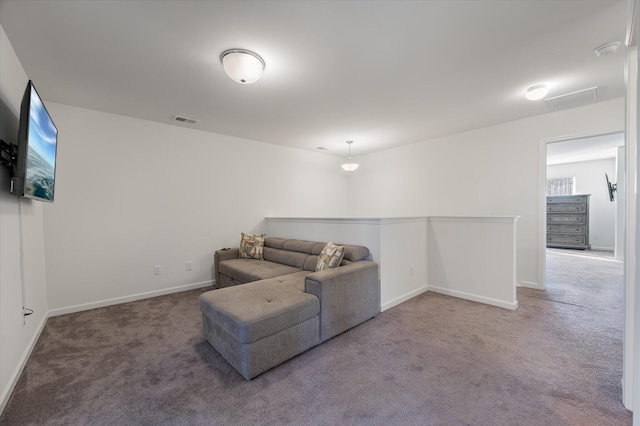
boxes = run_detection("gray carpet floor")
[0,249,632,425]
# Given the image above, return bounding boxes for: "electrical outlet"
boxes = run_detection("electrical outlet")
[593,234,599,240]
[154,265,162,275]
[410,265,414,276]
[185,261,193,271]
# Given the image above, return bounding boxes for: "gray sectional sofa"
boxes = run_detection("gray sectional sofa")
[199,237,380,379]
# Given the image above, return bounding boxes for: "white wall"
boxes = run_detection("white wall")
[547,158,617,250]
[266,216,518,311]
[427,217,518,310]
[0,24,49,412]
[348,98,625,288]
[379,219,428,310]
[42,104,350,313]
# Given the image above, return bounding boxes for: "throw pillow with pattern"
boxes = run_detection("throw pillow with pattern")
[316,242,345,272]
[239,233,265,260]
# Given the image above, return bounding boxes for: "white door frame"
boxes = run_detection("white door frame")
[625,0,638,414]
[538,129,624,291]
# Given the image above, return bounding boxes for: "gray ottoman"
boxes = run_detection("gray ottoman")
[199,271,320,380]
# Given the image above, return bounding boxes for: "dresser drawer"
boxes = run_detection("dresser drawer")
[547,214,586,224]
[547,224,585,234]
[547,235,586,246]
[547,203,586,213]
[547,195,589,204]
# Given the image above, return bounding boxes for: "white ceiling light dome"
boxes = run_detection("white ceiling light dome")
[220,49,265,84]
[525,84,548,101]
[594,41,620,56]
[341,162,359,172]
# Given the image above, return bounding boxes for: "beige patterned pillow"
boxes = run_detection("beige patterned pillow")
[239,233,265,260]
[315,242,345,272]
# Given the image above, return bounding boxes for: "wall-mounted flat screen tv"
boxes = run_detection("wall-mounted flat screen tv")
[11,80,58,202]
[605,173,617,202]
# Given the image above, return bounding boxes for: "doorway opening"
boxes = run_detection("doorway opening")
[546,132,625,259]
[540,131,626,404]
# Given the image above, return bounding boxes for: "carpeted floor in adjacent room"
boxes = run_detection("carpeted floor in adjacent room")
[0,249,632,425]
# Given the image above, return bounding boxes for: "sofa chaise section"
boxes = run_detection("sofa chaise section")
[200,237,380,379]
[199,271,319,380]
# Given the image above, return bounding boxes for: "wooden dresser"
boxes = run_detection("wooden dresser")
[546,194,590,250]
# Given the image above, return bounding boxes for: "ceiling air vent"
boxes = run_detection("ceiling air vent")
[172,115,199,125]
[546,87,598,110]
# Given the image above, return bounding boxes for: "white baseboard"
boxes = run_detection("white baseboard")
[381,285,429,311]
[590,245,614,251]
[520,280,542,289]
[0,312,48,415]
[48,280,214,317]
[428,285,518,310]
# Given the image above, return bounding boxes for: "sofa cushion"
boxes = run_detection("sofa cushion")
[264,237,289,250]
[311,243,328,255]
[219,259,301,283]
[263,238,367,261]
[239,233,265,260]
[342,245,369,262]
[303,255,319,272]
[282,239,320,254]
[263,247,310,269]
[199,271,318,344]
[316,242,345,271]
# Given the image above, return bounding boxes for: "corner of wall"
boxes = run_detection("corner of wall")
[0,23,50,416]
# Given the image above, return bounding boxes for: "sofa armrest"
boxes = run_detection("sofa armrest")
[305,261,380,342]
[214,248,239,288]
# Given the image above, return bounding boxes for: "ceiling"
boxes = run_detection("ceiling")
[547,132,625,166]
[0,0,629,157]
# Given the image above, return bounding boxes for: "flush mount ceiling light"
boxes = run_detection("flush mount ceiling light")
[341,140,359,171]
[220,49,265,84]
[594,41,621,56]
[525,84,548,101]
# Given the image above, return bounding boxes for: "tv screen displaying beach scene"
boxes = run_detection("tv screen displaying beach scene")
[25,84,57,202]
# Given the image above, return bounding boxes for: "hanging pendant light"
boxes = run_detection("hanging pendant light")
[220,49,265,84]
[341,140,359,171]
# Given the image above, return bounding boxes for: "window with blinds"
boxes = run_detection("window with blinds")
[546,177,575,195]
